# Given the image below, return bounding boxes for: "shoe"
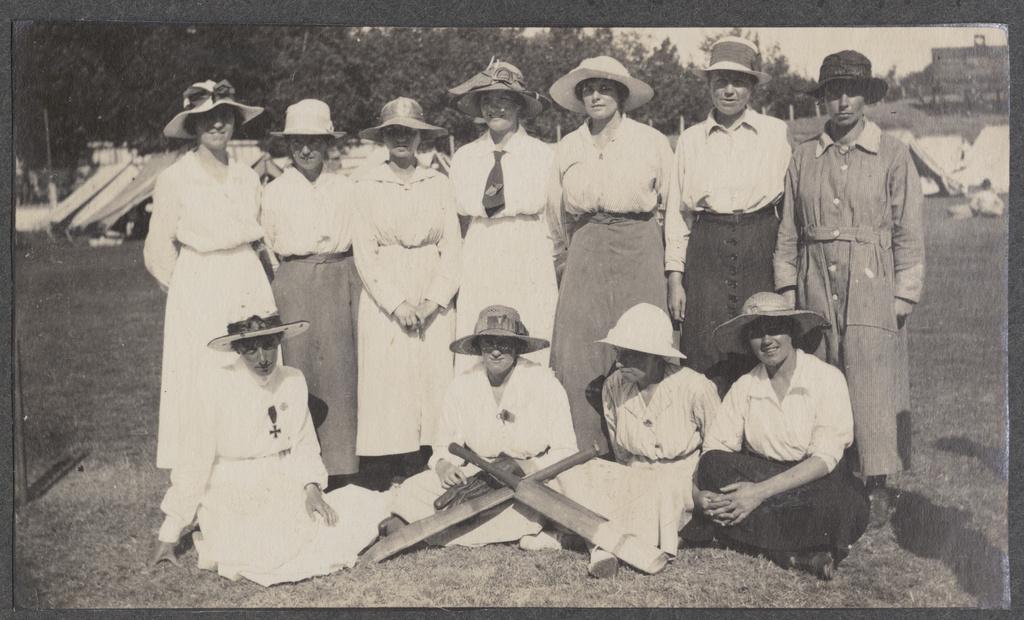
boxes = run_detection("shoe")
[587,548,619,579]
[518,530,564,551]
[792,550,835,581]
[868,487,895,529]
[377,515,407,538]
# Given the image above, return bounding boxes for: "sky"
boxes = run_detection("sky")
[629,26,1008,78]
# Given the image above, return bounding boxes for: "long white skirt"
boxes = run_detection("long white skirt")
[193,454,391,586]
[156,244,275,469]
[454,214,557,374]
[356,244,455,456]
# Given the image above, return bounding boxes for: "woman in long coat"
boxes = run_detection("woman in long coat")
[144,79,276,471]
[261,99,361,487]
[774,50,924,525]
[447,59,558,373]
[546,57,677,454]
[351,97,462,489]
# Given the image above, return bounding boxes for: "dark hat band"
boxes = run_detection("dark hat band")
[183,80,238,111]
[709,40,761,71]
[227,314,283,337]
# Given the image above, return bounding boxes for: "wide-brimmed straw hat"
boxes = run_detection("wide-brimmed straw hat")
[804,50,888,104]
[712,292,829,356]
[597,303,685,359]
[698,36,771,85]
[549,56,654,114]
[208,312,310,352]
[448,58,549,119]
[163,79,264,139]
[270,99,345,138]
[358,97,447,142]
[449,305,549,356]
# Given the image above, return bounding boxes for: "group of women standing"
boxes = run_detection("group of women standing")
[146,37,924,584]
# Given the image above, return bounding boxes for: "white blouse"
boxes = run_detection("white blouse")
[260,167,357,256]
[703,350,854,472]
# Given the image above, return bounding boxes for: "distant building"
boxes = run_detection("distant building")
[929,35,1008,106]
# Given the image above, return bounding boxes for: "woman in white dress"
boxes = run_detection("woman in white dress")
[150,308,390,586]
[144,79,277,471]
[351,97,462,489]
[447,59,558,373]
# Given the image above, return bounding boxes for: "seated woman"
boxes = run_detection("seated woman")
[150,304,391,586]
[682,292,869,580]
[594,303,720,556]
[390,305,577,551]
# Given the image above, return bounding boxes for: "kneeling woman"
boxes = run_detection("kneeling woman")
[391,305,578,549]
[150,307,390,586]
[682,292,869,580]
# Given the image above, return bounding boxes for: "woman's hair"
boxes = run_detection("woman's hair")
[741,316,797,344]
[574,79,629,108]
[184,106,243,137]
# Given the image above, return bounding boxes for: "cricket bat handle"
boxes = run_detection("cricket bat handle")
[448,443,600,489]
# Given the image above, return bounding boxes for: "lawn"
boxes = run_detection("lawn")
[13,195,1008,608]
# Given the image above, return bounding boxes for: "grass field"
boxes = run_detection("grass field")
[13,195,1008,608]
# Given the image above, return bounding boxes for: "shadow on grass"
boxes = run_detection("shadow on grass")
[892,490,1007,607]
[23,450,90,504]
[933,436,1007,480]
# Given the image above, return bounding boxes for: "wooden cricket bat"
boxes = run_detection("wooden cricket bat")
[450,443,668,575]
[359,445,599,564]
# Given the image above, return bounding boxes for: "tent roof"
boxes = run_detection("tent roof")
[954,124,1009,192]
[884,129,964,196]
[70,152,181,231]
[49,160,136,225]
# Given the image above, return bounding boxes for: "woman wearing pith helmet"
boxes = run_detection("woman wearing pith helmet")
[774,50,925,527]
[261,99,362,490]
[350,97,462,489]
[545,56,679,455]
[144,79,277,471]
[447,58,559,374]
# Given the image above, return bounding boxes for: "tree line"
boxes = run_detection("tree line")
[16,24,829,169]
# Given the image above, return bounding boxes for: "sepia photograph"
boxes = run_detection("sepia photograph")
[10,15,1010,609]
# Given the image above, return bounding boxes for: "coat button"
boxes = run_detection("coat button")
[832,229,841,237]
[643,420,653,427]
[840,164,849,171]
[832,198,840,205]
[832,294,839,301]
[828,263,837,272]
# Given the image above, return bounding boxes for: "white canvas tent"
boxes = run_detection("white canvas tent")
[885,129,964,196]
[954,124,1009,192]
[69,152,180,232]
[49,160,138,226]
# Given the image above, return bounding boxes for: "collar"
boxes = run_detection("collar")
[815,119,881,158]
[483,125,527,154]
[359,160,439,186]
[185,149,242,180]
[577,114,631,146]
[281,165,328,188]
[704,107,760,137]
[748,349,810,401]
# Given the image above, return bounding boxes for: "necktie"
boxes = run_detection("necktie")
[482,150,505,217]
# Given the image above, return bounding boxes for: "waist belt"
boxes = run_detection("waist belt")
[582,210,655,225]
[694,195,782,224]
[802,225,892,249]
[279,249,354,263]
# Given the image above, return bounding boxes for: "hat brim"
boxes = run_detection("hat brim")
[804,77,889,104]
[449,331,550,356]
[359,117,448,142]
[163,99,264,139]
[699,62,772,85]
[451,88,549,119]
[596,335,686,359]
[207,320,310,352]
[549,68,654,114]
[711,310,829,356]
[269,130,346,138]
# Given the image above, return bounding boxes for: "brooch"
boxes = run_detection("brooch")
[497,409,516,424]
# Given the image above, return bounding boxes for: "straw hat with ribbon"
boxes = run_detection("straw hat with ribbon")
[270,99,345,138]
[449,305,549,356]
[358,97,447,143]
[804,50,889,104]
[163,79,264,139]
[597,303,686,359]
[549,56,654,114]
[448,58,549,119]
[698,36,771,85]
[712,292,829,356]
[208,303,310,352]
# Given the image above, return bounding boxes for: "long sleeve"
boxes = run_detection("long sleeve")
[888,146,925,303]
[284,375,329,488]
[351,197,407,315]
[545,162,570,282]
[601,376,632,464]
[691,376,722,445]
[773,157,801,292]
[143,172,182,291]
[429,382,468,470]
[805,364,855,473]
[539,372,578,467]
[663,134,689,273]
[424,180,462,307]
[702,379,747,455]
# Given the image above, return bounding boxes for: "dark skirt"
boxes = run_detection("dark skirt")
[272,253,362,475]
[550,213,668,454]
[680,208,779,388]
[681,450,869,562]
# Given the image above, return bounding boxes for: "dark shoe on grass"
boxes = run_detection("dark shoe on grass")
[587,549,619,579]
[793,550,835,581]
[868,486,896,529]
